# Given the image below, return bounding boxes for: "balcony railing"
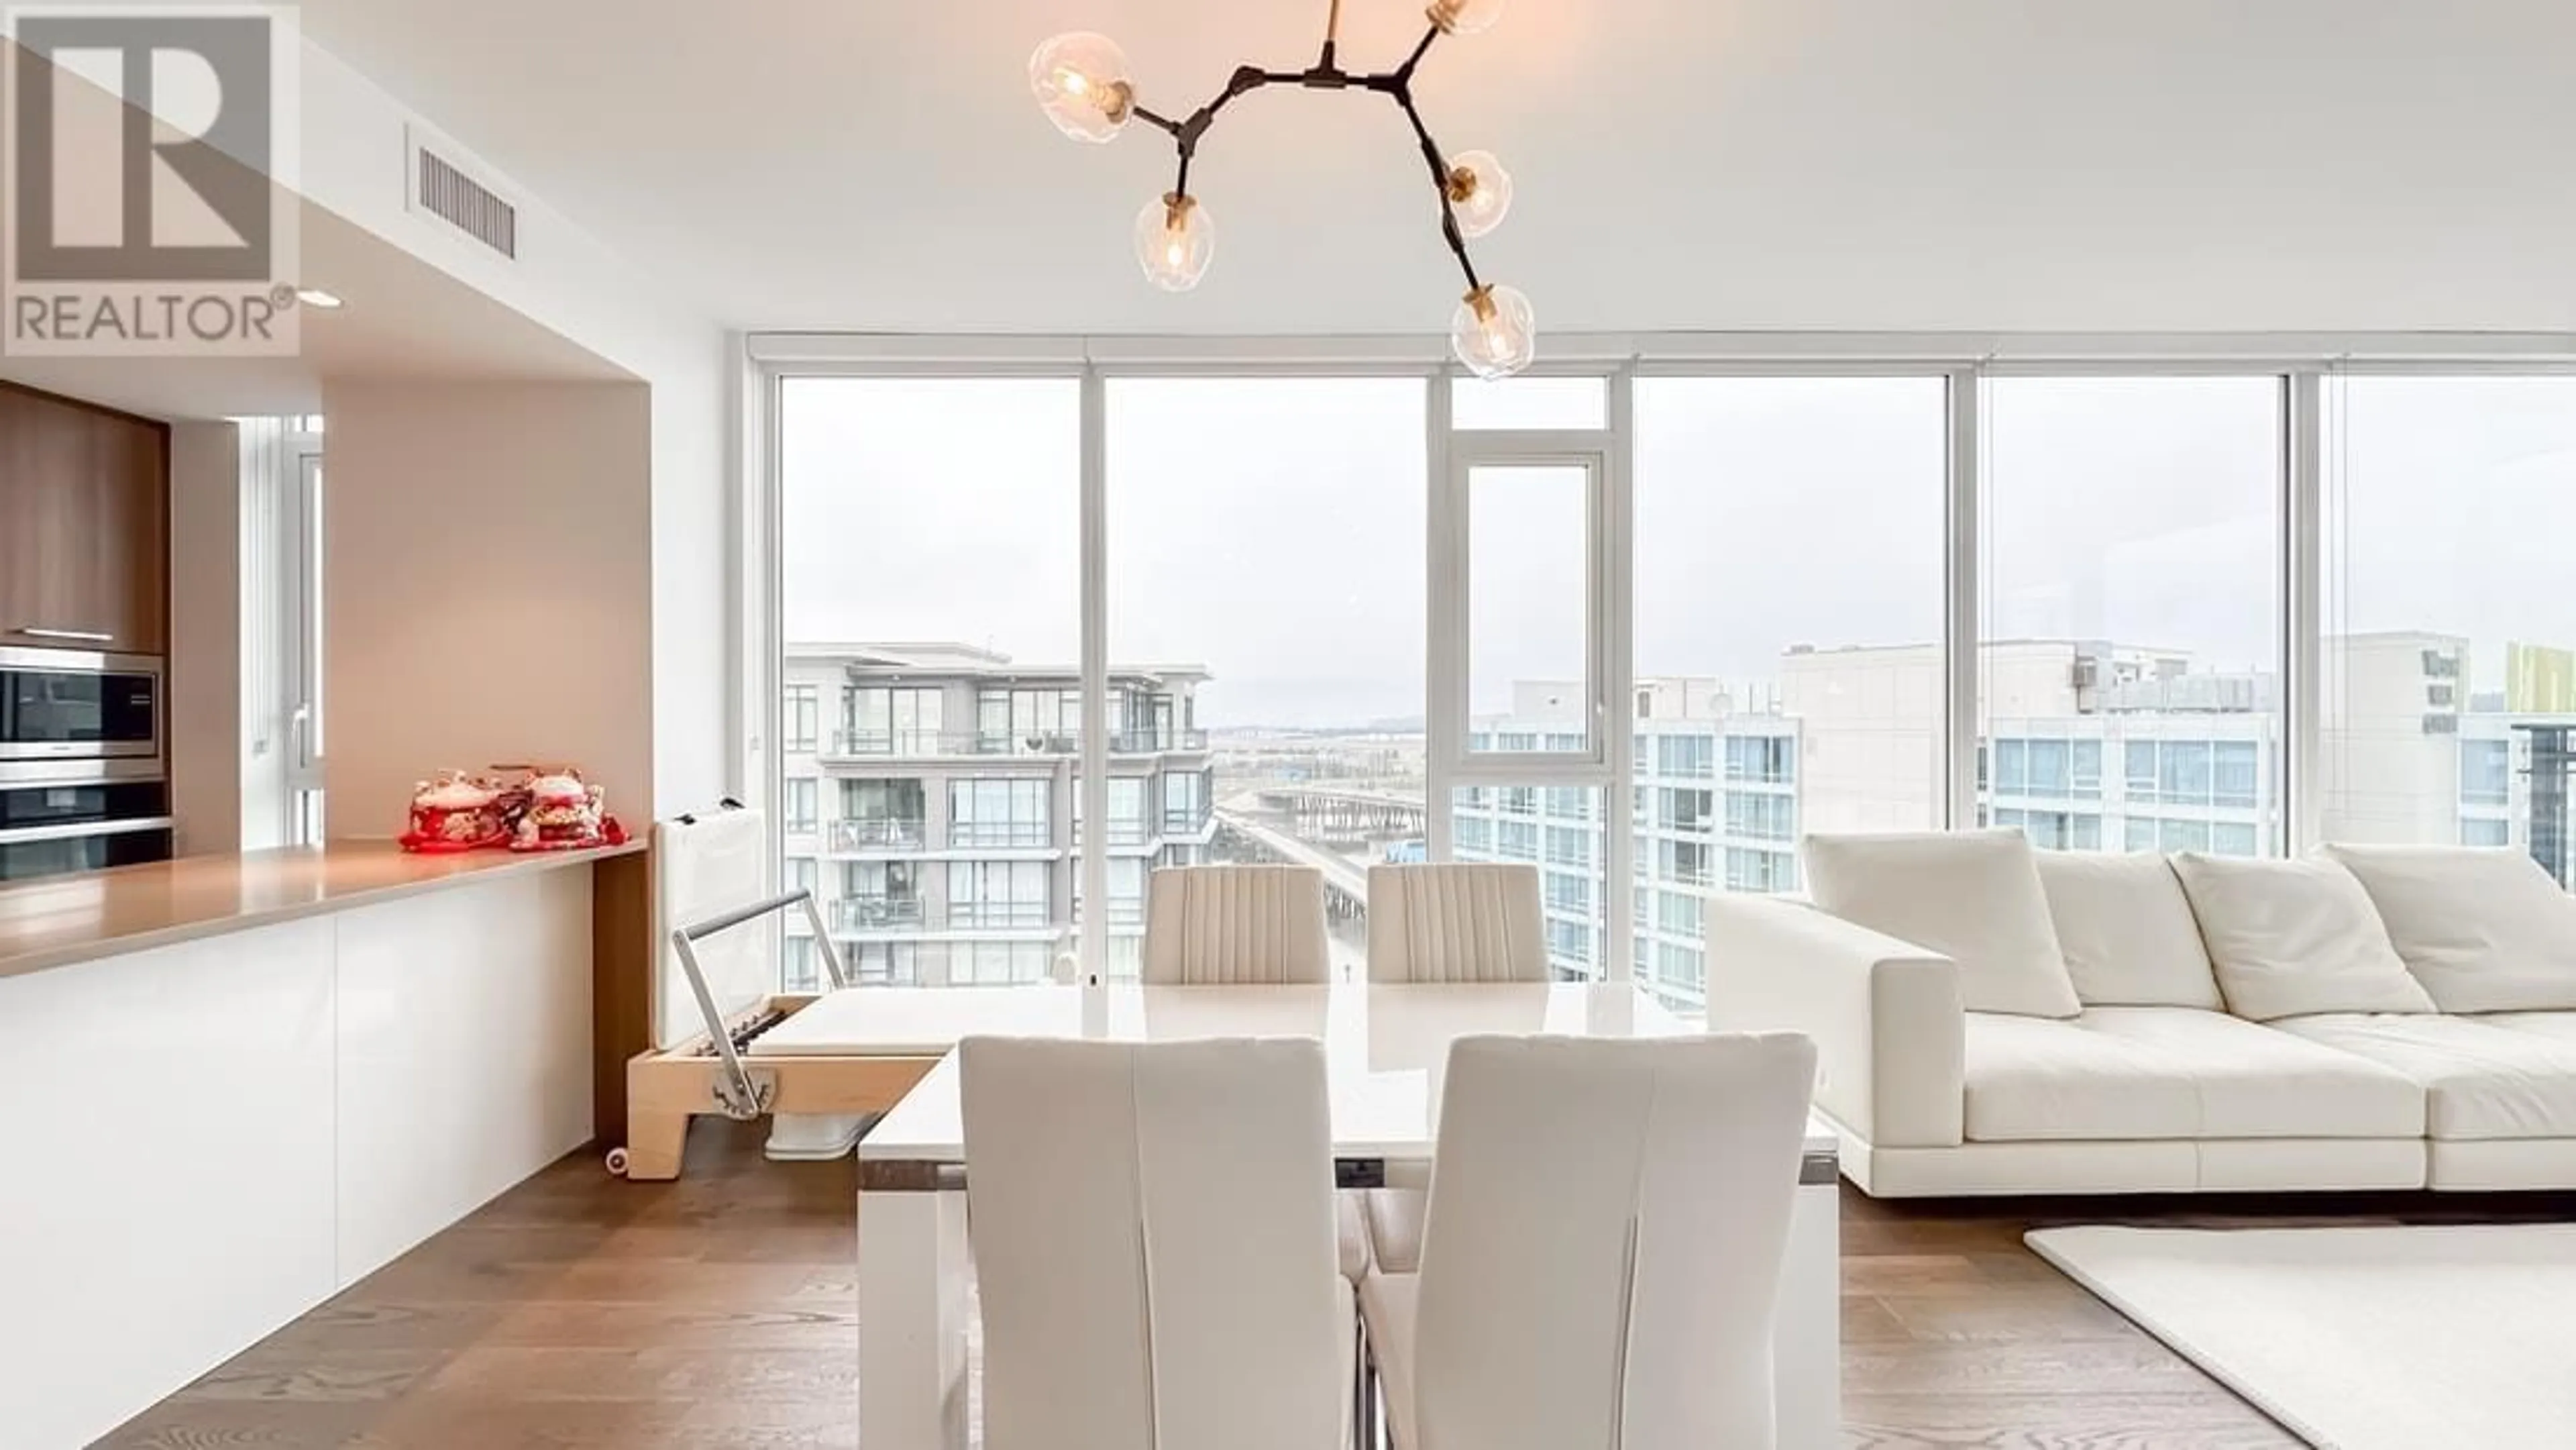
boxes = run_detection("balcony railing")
[1106,819,1152,847]
[834,895,926,932]
[949,900,1055,930]
[1104,899,1147,929]
[949,820,1055,849]
[822,728,1211,760]
[826,818,926,853]
[831,896,1057,933]
[1161,807,1213,836]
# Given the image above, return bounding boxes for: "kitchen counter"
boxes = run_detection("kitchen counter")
[0,837,645,980]
[1,835,641,1446]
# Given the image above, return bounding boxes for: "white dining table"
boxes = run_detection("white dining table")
[755,982,1841,1448]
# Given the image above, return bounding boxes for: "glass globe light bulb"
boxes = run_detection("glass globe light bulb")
[1029,32,1134,143]
[1426,0,1505,36]
[1134,193,1215,291]
[1451,284,1536,379]
[1446,150,1513,239]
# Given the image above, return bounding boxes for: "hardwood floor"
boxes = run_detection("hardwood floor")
[103,1122,2570,1448]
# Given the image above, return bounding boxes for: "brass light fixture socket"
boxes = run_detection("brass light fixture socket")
[1425,1,1462,36]
[1446,164,1480,205]
[1101,79,1135,124]
[1462,283,1497,321]
[1162,192,1197,230]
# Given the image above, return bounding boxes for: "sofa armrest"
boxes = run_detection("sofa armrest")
[1704,895,1965,1149]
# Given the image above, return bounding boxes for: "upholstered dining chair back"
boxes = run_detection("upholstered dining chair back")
[1142,864,1332,984]
[959,1036,1349,1450]
[1413,1033,1819,1450]
[1366,863,1550,984]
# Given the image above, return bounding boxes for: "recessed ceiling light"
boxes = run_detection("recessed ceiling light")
[294,287,345,309]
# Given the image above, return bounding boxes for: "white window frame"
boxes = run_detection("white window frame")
[747,332,2576,988]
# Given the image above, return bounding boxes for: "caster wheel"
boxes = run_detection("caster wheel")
[604,1145,631,1177]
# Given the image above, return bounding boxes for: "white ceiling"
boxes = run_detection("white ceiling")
[0,156,630,423]
[297,0,2576,337]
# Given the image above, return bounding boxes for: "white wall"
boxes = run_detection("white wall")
[290,38,733,816]
[168,421,243,856]
[323,380,654,827]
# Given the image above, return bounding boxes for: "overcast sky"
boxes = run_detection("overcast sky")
[782,374,2576,729]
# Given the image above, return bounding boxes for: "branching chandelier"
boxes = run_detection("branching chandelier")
[1029,0,1534,378]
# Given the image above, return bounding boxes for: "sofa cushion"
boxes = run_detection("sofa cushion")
[2473,1011,2576,1047]
[1962,1007,2424,1143]
[2169,853,2435,1021]
[2318,844,2576,1013]
[1803,829,2080,1019]
[2034,851,2224,1009]
[2272,1015,2576,1141]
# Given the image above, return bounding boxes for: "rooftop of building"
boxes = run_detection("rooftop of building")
[785,641,1212,686]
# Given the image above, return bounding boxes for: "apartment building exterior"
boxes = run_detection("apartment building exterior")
[1456,636,2528,1017]
[777,643,1216,989]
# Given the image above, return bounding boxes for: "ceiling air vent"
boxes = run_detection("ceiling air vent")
[405,127,518,260]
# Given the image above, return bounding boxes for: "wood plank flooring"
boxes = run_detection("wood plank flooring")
[102,1121,2571,1449]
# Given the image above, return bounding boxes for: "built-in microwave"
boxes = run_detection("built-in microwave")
[0,646,162,763]
[0,760,172,882]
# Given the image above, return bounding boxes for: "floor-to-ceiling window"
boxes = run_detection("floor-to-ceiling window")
[1980,376,2288,857]
[1106,376,1427,980]
[1628,376,1949,1014]
[758,344,2576,996]
[2323,376,2576,878]
[777,377,1081,989]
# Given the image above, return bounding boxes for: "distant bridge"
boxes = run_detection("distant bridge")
[1214,809,1369,923]
[1244,786,1428,851]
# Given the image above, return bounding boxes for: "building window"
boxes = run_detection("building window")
[848,686,947,754]
[1995,739,2028,796]
[1456,815,1492,852]
[1547,918,1593,967]
[1498,821,1539,860]
[783,778,818,833]
[2463,818,2512,847]
[1545,788,1593,820]
[2462,739,2512,809]
[1656,735,1715,780]
[1657,890,1703,940]
[783,684,819,753]
[2072,740,2102,797]
[1660,839,1711,886]
[2125,742,2158,802]
[947,860,1051,929]
[2028,739,2071,797]
[2210,822,2260,857]
[1723,792,1794,842]
[1658,788,1713,833]
[1500,787,1538,817]
[949,778,1051,847]
[2213,741,2261,809]
[1545,870,1593,914]
[2159,742,2212,807]
[1544,825,1591,868]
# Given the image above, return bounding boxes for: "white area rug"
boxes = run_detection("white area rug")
[2027,1224,2576,1449]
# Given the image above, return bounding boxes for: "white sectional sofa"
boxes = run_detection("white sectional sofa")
[1707,831,2576,1196]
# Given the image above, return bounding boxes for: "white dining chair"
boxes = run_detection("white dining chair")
[1356,862,1551,1276]
[1365,862,1550,985]
[1358,1032,1819,1450]
[960,1035,1356,1450]
[1142,863,1332,984]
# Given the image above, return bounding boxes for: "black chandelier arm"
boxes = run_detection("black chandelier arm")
[1124,20,1484,293]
